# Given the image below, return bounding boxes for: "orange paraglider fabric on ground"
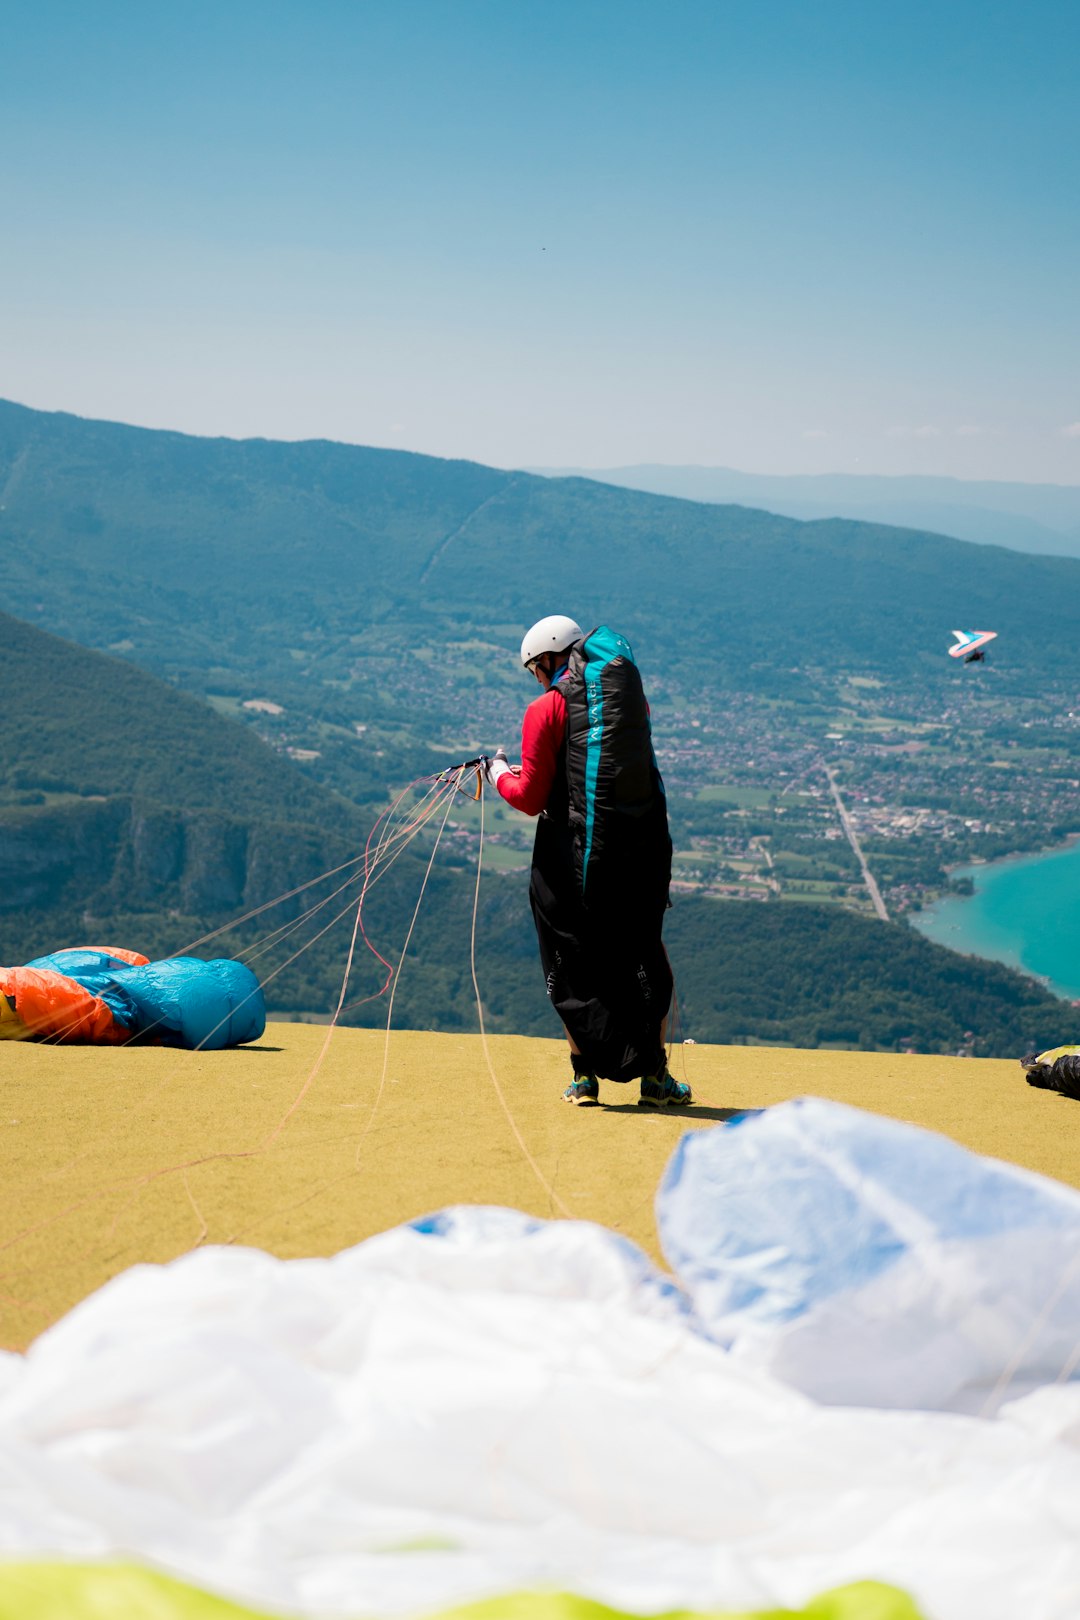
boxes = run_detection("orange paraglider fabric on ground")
[0,969,128,1043]
[0,991,33,1040]
[90,946,150,968]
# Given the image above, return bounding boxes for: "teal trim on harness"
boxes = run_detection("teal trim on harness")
[581,626,636,892]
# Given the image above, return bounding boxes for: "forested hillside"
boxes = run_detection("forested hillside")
[0,610,356,828]
[667,897,1063,1057]
[0,612,368,949]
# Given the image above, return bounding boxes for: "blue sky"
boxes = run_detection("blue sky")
[2,0,1078,480]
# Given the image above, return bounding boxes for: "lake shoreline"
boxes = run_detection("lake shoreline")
[937,828,1080,879]
[911,833,1080,1003]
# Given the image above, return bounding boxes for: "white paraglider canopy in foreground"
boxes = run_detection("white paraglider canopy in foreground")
[0,1100,1078,1620]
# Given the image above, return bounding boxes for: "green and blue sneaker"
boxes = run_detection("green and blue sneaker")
[562,1074,600,1106]
[638,1069,693,1109]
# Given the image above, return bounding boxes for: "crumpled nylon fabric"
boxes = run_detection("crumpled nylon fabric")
[658,1097,1080,1412]
[0,966,128,1042]
[0,1106,1078,1620]
[1,949,265,1047]
[0,1562,924,1620]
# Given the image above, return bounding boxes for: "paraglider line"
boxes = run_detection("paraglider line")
[181,768,463,1244]
[467,781,574,1221]
[181,1168,209,1247]
[6,776,457,1281]
[174,849,372,956]
[34,775,452,1052]
[181,773,450,969]
[1056,1333,1080,1386]
[234,776,454,973]
[215,772,462,1238]
[266,770,463,1153]
[0,771,474,1331]
[352,779,461,1168]
[223,1169,360,1248]
[977,1242,1080,1417]
[0,1147,261,1277]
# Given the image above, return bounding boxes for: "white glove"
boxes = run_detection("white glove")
[483,747,511,788]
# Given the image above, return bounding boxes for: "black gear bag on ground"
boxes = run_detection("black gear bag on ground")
[1022,1046,1080,1100]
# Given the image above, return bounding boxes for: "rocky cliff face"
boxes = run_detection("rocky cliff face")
[0,797,357,922]
[0,800,129,912]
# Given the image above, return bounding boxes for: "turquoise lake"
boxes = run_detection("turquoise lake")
[912,840,1080,1000]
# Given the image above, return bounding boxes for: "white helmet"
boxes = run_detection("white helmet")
[520,615,584,668]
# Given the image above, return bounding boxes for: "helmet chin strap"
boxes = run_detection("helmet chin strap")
[534,651,568,689]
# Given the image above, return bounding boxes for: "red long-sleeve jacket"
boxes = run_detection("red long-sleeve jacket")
[497,686,567,817]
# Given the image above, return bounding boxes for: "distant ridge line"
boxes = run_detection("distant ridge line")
[526,462,1080,561]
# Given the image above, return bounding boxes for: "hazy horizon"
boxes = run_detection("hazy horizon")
[3,0,1078,483]
[8,396,1080,494]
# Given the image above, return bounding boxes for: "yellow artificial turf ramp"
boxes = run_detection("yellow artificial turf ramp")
[2,1022,1076,1350]
[0,1563,927,1620]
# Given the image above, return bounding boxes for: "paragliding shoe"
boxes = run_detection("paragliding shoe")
[638,1068,692,1109]
[562,1074,600,1106]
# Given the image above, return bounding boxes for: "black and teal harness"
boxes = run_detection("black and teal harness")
[530,626,672,1082]
[557,626,667,900]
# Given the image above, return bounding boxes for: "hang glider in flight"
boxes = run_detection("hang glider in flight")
[948,630,998,663]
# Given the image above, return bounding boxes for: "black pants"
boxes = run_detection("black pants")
[529,811,673,1082]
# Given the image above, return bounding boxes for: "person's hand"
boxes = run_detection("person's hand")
[483,747,511,788]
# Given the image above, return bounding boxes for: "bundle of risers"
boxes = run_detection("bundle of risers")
[0,948,264,1049]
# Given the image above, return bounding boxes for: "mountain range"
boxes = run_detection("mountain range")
[528,464,1080,558]
[2,399,1077,697]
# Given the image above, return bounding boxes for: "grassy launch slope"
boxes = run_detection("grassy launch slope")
[2,1024,1072,1354]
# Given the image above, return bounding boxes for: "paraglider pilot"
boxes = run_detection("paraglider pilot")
[485,616,691,1109]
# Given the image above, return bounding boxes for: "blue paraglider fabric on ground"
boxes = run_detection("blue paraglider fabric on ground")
[24,950,265,1049]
